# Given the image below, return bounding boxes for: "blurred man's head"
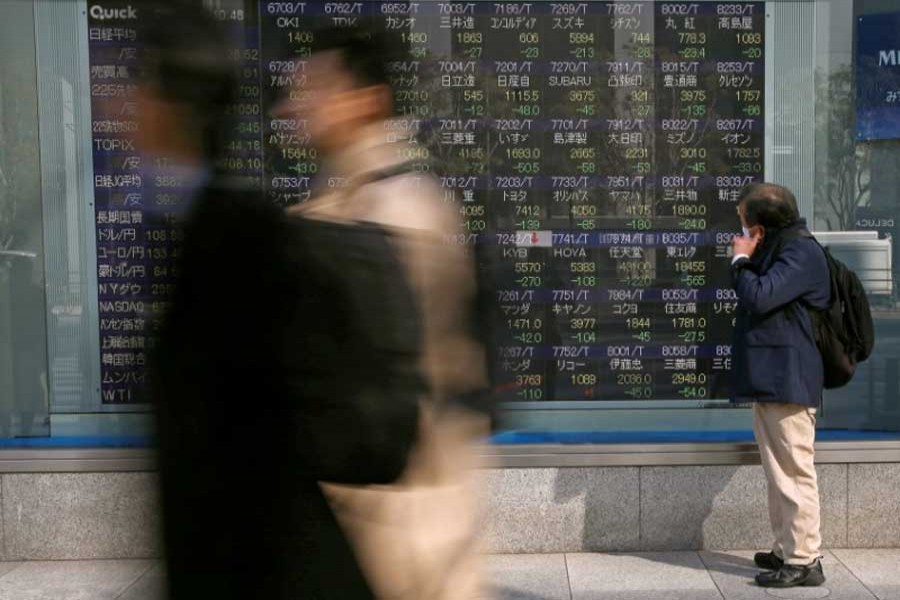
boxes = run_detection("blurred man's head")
[276,26,399,155]
[133,1,238,164]
[738,183,800,238]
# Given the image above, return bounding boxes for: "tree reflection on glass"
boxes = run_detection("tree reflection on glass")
[814,65,872,232]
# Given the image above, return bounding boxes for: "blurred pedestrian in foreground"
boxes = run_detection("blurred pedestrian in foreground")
[147,4,420,598]
[278,25,493,600]
[730,183,830,588]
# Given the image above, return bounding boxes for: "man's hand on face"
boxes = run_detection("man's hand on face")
[733,232,760,258]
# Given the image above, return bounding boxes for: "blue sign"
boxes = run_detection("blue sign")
[857,12,900,141]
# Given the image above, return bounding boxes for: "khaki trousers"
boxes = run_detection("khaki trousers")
[752,402,822,565]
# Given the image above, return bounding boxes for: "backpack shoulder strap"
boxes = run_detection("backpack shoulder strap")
[343,161,421,222]
[362,161,419,184]
[777,227,813,246]
[349,161,419,192]
[771,227,817,265]
[770,228,832,322]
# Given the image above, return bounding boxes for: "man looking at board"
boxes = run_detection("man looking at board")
[730,183,830,588]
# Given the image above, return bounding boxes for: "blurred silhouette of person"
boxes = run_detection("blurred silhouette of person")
[145,4,420,599]
[277,26,493,600]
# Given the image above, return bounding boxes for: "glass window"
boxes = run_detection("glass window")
[1,0,154,447]
[0,0,897,449]
[0,0,50,441]
[499,0,900,443]
[811,0,900,437]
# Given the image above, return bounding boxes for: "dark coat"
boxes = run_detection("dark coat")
[152,182,420,599]
[730,220,830,407]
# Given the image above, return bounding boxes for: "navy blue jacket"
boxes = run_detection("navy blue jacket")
[730,221,830,407]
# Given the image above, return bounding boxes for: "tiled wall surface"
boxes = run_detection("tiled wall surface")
[482,464,897,554]
[0,473,160,561]
[0,464,896,560]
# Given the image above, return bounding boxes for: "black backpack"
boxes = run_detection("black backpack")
[332,164,499,420]
[784,231,875,388]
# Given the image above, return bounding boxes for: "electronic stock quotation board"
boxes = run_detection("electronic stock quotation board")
[87,1,764,405]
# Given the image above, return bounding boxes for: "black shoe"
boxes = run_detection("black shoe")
[755,560,825,588]
[753,551,785,571]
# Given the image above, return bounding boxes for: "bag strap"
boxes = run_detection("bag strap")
[772,228,836,322]
[341,161,419,222]
[345,161,418,196]
[763,228,815,325]
[359,161,419,185]
[773,226,813,253]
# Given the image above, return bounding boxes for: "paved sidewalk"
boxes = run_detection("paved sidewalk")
[0,550,896,599]
[488,551,900,600]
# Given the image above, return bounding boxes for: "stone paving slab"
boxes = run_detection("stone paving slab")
[0,560,152,600]
[0,550,894,599]
[117,563,166,600]
[485,554,571,600]
[565,551,723,600]
[699,550,877,600]
[832,549,900,600]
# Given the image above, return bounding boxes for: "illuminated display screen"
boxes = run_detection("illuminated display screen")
[87,1,764,404]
